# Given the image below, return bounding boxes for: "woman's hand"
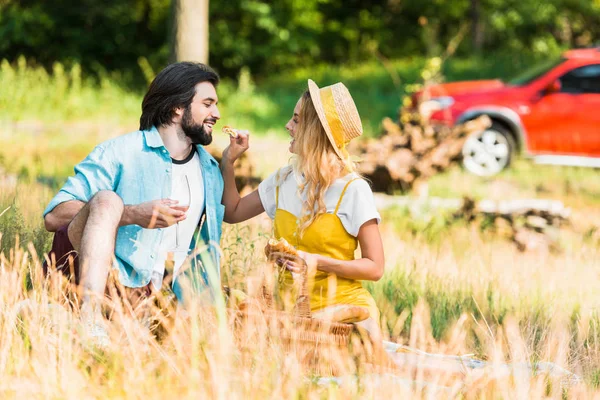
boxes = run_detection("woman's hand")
[279,250,318,278]
[222,129,250,164]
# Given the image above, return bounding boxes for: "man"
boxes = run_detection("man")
[43,62,225,344]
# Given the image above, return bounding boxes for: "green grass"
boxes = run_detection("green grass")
[3,53,600,391]
[1,52,549,137]
[426,158,600,207]
[0,57,140,125]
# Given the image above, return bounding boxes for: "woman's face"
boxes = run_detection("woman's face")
[285,97,302,154]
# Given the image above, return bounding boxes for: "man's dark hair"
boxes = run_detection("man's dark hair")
[139,62,220,130]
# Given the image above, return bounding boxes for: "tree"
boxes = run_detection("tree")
[172,0,209,63]
[471,0,484,52]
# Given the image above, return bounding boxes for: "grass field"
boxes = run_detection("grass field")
[2,56,600,397]
[1,52,548,136]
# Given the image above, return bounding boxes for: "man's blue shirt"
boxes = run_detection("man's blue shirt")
[43,126,225,302]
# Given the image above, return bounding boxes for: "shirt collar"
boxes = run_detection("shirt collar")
[195,145,219,167]
[144,126,218,167]
[143,126,165,149]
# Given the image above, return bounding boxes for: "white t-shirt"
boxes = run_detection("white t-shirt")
[258,166,381,237]
[152,149,205,290]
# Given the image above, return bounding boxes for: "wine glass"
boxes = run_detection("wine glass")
[170,174,191,251]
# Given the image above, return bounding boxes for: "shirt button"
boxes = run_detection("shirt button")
[162,149,167,153]
[150,254,155,259]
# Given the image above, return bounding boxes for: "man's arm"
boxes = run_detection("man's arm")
[44,141,189,232]
[44,198,187,232]
[44,200,85,232]
[43,144,115,230]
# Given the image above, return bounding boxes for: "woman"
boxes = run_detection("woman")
[220,80,384,335]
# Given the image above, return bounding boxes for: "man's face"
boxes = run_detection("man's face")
[181,81,220,145]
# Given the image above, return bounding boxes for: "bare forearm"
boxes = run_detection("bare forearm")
[45,200,142,232]
[220,159,242,220]
[220,160,264,223]
[315,254,384,281]
[44,200,85,232]
[120,205,138,227]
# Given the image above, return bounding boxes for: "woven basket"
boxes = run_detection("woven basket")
[229,260,364,375]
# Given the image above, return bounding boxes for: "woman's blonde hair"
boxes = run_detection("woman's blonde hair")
[289,90,355,237]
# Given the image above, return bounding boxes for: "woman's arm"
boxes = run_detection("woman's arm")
[220,132,265,223]
[289,219,385,281]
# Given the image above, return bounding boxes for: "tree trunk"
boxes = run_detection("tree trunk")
[171,0,209,63]
[470,0,484,52]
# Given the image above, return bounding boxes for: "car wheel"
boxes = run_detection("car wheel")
[462,121,515,176]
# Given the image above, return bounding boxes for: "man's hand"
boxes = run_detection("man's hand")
[222,129,250,165]
[125,199,187,229]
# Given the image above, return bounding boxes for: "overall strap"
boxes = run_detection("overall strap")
[275,169,281,208]
[334,178,360,214]
[272,169,283,239]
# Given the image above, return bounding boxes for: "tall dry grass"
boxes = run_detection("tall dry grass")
[2,129,600,397]
[0,237,597,399]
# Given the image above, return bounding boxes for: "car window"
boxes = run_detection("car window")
[560,64,600,94]
[508,57,565,86]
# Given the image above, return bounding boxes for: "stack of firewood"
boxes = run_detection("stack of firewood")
[348,110,491,193]
[374,194,571,252]
[455,197,570,252]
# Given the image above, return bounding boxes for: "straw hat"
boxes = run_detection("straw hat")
[307,79,363,160]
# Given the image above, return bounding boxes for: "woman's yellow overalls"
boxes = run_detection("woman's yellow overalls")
[273,175,379,321]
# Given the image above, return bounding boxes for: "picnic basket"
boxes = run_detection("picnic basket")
[226,257,373,375]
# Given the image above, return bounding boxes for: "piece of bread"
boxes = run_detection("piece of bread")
[264,237,298,260]
[222,125,239,138]
[312,305,370,324]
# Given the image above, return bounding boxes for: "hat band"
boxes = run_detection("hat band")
[320,87,346,149]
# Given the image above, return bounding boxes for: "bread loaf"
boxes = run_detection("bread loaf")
[264,237,299,259]
[222,125,239,138]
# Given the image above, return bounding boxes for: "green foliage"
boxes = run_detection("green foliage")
[0,0,171,86]
[0,204,50,256]
[367,267,508,342]
[0,0,598,82]
[0,57,140,124]
[1,53,544,136]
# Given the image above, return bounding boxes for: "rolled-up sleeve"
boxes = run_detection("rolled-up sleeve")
[43,145,116,217]
[258,170,280,220]
[337,179,381,237]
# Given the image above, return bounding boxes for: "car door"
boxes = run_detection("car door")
[520,79,579,155]
[558,64,600,156]
[522,63,600,156]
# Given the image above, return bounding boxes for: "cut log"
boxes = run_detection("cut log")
[351,109,491,193]
[373,193,569,252]
[385,149,414,181]
[513,228,553,253]
[476,199,571,220]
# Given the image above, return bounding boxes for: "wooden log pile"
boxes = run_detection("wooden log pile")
[373,194,571,252]
[454,197,571,253]
[348,110,491,193]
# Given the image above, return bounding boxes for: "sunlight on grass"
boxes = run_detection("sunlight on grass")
[1,59,600,396]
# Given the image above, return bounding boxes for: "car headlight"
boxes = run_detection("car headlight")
[418,96,455,119]
[430,96,455,109]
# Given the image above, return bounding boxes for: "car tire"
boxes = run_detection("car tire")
[462,121,516,176]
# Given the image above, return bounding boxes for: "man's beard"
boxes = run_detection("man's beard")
[181,105,213,146]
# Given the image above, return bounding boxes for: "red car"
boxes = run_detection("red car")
[415,48,600,175]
